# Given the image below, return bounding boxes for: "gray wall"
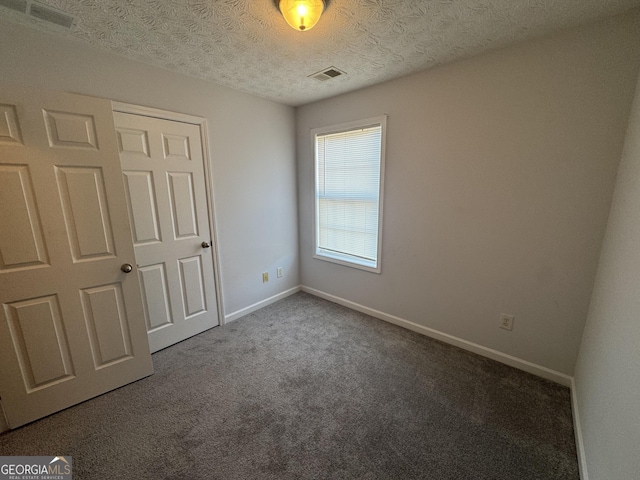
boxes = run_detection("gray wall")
[296,12,640,375]
[0,19,299,317]
[573,74,640,480]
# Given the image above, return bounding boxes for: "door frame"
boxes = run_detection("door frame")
[111,102,225,327]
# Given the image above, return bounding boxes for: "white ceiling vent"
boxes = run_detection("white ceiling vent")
[0,0,76,28]
[309,67,346,82]
[29,2,75,28]
[0,0,27,13]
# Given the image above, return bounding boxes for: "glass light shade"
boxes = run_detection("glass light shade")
[279,0,325,31]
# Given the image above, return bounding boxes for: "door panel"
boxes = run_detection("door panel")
[117,128,150,157]
[0,87,153,429]
[0,165,49,270]
[162,133,191,160]
[0,104,24,144]
[138,263,173,331]
[4,295,74,390]
[55,166,116,261]
[167,172,199,239]
[122,171,161,244]
[80,283,133,368]
[114,112,219,353]
[178,255,207,317]
[43,110,98,149]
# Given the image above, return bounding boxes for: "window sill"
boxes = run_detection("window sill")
[313,250,381,274]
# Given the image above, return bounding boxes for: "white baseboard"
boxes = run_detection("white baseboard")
[301,286,573,387]
[224,286,301,324]
[571,379,589,480]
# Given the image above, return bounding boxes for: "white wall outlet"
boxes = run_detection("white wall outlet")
[277,267,283,278]
[500,314,514,331]
[262,272,269,283]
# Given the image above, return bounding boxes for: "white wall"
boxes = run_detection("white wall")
[573,74,640,480]
[0,19,299,316]
[296,12,640,375]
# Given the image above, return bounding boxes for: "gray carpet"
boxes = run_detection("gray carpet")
[0,292,578,479]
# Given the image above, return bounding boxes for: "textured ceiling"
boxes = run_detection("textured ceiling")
[3,0,640,106]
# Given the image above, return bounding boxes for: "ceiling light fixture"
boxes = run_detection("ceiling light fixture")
[279,0,325,32]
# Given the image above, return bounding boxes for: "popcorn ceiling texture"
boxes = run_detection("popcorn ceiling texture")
[3,0,640,105]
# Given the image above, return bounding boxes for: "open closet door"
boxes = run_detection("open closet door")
[0,86,153,429]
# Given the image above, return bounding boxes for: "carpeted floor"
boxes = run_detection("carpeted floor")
[0,292,579,479]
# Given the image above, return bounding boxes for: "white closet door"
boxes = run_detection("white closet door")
[0,87,153,429]
[114,112,219,353]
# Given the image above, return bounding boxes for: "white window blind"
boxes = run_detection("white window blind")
[314,117,385,272]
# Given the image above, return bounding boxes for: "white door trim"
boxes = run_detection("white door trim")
[111,102,225,327]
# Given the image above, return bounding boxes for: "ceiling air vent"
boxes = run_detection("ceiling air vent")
[0,0,76,28]
[309,67,345,82]
[29,2,75,28]
[0,0,28,14]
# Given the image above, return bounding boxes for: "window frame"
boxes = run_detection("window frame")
[311,115,387,274]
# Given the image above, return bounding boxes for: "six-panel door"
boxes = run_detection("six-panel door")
[0,87,153,428]
[114,112,219,353]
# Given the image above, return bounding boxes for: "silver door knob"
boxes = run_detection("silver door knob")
[201,241,211,249]
[121,263,133,273]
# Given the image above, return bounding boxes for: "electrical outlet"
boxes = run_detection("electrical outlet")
[500,314,514,331]
[277,267,283,278]
[262,272,269,283]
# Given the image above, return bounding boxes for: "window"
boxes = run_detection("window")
[313,116,387,273]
